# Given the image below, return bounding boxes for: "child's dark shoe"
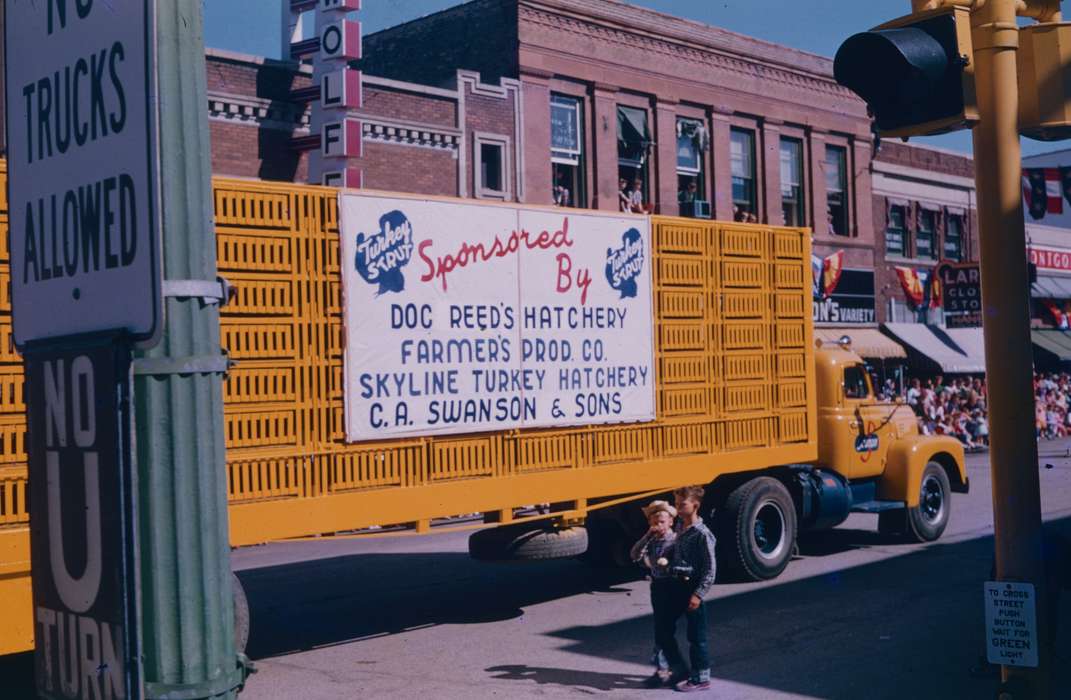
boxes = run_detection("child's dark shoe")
[643,670,671,688]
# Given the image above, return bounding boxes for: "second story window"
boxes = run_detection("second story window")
[886,204,906,256]
[618,106,651,213]
[731,128,757,221]
[825,145,848,236]
[474,133,510,200]
[551,94,584,207]
[677,118,709,218]
[945,214,963,261]
[917,208,935,259]
[780,137,805,227]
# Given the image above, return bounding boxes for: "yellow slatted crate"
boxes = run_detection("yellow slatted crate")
[723,290,768,319]
[659,320,707,352]
[0,369,24,416]
[774,229,806,259]
[225,407,298,450]
[224,361,297,405]
[0,219,8,262]
[0,270,8,311]
[220,319,297,360]
[214,187,292,229]
[0,416,26,465]
[657,289,705,318]
[654,222,706,255]
[330,444,416,491]
[722,321,769,351]
[776,380,809,408]
[661,353,709,384]
[722,351,768,382]
[0,466,27,527]
[720,383,772,414]
[217,228,295,273]
[662,422,715,456]
[0,323,18,364]
[660,385,712,418]
[776,322,808,349]
[721,259,765,288]
[775,261,805,289]
[777,410,810,444]
[777,352,808,378]
[720,415,773,451]
[223,273,295,316]
[228,454,304,503]
[593,425,654,464]
[719,226,768,258]
[431,438,496,481]
[657,254,707,287]
[775,291,806,319]
[510,432,581,473]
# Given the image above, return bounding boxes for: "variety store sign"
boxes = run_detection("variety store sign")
[340,195,656,440]
[1029,246,1071,272]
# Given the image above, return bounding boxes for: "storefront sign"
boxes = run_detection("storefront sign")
[24,336,141,699]
[4,0,161,348]
[339,195,656,441]
[813,268,875,325]
[1029,246,1071,272]
[937,261,982,328]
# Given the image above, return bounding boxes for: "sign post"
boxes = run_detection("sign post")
[24,335,141,699]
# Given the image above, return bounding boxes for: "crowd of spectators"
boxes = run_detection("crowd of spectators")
[874,372,1071,450]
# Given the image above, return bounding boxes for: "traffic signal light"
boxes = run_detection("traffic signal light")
[834,6,978,138]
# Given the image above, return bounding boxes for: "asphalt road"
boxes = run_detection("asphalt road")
[231,443,1071,700]
[3,443,1070,699]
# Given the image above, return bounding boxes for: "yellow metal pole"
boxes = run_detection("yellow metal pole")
[970,0,1050,695]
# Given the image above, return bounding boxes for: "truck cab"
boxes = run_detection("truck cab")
[812,336,969,541]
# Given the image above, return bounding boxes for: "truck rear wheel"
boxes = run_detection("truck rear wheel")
[469,524,589,561]
[722,477,797,581]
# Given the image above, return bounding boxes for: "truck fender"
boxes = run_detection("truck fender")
[878,435,968,507]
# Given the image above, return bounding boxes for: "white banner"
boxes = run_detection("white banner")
[340,194,655,441]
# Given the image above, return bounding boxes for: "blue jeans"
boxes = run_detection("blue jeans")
[651,578,710,682]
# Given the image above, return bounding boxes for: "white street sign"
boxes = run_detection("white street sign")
[4,0,162,347]
[984,581,1039,668]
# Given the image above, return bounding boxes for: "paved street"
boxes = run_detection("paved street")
[231,444,1071,699]
[3,444,1070,699]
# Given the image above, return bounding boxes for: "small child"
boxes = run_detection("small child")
[630,500,678,688]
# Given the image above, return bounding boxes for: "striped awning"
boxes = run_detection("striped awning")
[883,323,986,373]
[814,328,907,359]
[1032,329,1071,361]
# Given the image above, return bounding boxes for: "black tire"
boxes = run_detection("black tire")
[232,573,250,656]
[469,525,589,561]
[905,461,952,542]
[721,477,797,581]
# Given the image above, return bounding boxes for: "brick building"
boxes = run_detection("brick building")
[204,48,522,199]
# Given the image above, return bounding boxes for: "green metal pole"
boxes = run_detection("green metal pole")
[133,2,245,697]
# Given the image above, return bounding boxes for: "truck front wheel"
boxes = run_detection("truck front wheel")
[906,462,951,542]
[721,477,797,581]
[878,461,952,542]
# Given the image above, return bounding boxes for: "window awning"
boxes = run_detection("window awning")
[1032,329,1071,361]
[814,328,906,359]
[882,323,987,373]
[1031,275,1071,299]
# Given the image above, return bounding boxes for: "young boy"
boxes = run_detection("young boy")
[658,485,717,693]
[630,500,678,687]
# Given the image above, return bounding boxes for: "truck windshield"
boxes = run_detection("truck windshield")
[843,364,871,400]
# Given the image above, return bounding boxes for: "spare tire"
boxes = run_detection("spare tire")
[469,524,589,561]
[232,573,250,655]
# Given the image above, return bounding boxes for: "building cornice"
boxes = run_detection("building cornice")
[518,1,861,108]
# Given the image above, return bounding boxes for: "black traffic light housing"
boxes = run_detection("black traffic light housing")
[834,6,978,138]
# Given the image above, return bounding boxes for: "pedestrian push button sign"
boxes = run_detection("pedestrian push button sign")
[4,0,162,347]
[984,581,1038,668]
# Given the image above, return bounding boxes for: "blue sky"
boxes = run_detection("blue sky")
[202,0,1058,157]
